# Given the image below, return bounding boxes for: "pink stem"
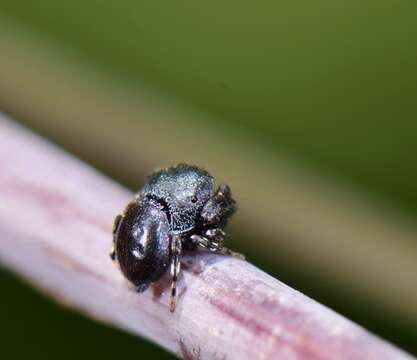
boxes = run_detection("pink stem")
[0,114,413,360]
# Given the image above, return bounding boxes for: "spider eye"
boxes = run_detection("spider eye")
[190,196,198,203]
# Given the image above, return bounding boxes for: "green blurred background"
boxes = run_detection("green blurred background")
[0,1,416,358]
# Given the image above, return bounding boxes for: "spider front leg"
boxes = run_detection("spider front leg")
[191,230,245,259]
[169,234,182,312]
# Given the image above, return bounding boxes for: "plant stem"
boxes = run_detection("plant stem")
[0,115,413,360]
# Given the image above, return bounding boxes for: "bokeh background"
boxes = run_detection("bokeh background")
[0,1,416,358]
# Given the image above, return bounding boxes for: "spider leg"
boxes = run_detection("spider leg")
[169,234,182,312]
[191,232,245,260]
[110,214,123,261]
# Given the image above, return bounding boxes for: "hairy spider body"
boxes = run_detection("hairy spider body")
[111,164,242,311]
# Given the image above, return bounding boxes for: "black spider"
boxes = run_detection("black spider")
[110,164,243,311]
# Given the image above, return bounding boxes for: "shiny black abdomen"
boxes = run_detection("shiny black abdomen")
[115,199,171,291]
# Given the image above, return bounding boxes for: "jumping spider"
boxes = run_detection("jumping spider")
[111,164,243,311]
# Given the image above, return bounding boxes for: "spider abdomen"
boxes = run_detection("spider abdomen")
[115,199,171,291]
